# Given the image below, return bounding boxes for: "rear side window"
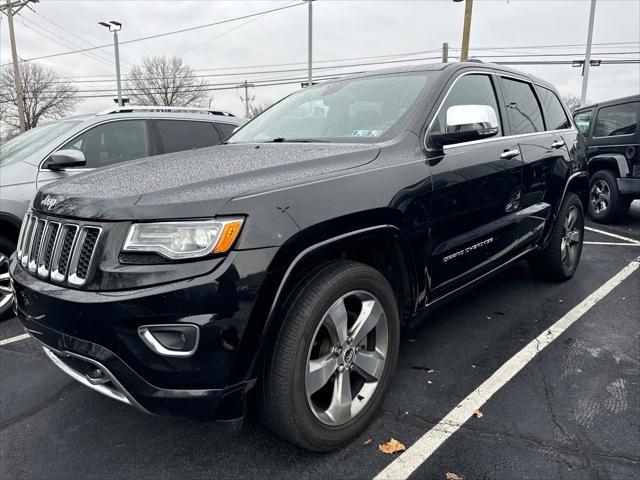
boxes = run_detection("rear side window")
[573,110,593,135]
[156,120,221,154]
[431,74,502,137]
[501,78,544,135]
[537,87,571,130]
[593,102,639,137]
[215,122,237,141]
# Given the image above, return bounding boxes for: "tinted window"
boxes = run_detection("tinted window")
[431,74,502,136]
[62,120,150,168]
[593,102,639,137]
[215,122,237,141]
[573,110,593,135]
[157,120,221,154]
[538,87,571,130]
[501,78,544,134]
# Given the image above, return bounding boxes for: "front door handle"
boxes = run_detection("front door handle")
[551,140,565,149]
[500,149,520,160]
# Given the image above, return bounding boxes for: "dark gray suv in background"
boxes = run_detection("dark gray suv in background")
[0,106,246,318]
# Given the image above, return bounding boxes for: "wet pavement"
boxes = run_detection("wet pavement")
[1,204,638,480]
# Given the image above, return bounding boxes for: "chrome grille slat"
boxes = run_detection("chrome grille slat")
[37,222,61,278]
[21,215,37,267]
[20,212,102,287]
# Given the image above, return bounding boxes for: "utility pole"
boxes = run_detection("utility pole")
[306,0,313,87]
[442,42,449,63]
[99,21,123,106]
[456,0,474,61]
[1,0,36,133]
[237,80,254,118]
[580,0,597,106]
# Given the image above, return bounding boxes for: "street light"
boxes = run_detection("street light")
[99,20,123,107]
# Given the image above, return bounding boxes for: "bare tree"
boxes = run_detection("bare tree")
[127,56,209,107]
[0,61,80,131]
[562,94,583,112]
[247,100,273,119]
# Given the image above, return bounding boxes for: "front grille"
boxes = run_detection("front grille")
[18,211,102,287]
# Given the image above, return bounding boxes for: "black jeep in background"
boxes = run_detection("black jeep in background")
[11,61,587,451]
[573,95,640,223]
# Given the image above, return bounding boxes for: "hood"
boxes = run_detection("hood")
[34,142,380,220]
[0,160,37,187]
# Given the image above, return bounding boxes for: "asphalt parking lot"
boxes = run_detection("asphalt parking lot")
[1,203,639,480]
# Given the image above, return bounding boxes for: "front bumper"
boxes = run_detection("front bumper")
[10,247,280,423]
[617,177,640,196]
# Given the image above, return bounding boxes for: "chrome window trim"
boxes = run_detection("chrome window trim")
[443,128,576,151]
[67,226,103,287]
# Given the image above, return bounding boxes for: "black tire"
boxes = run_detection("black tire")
[259,260,400,451]
[0,236,17,321]
[588,170,630,223]
[529,192,584,281]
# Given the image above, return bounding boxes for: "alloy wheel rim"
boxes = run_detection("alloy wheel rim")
[590,180,610,215]
[305,290,388,426]
[561,205,581,268]
[0,253,12,311]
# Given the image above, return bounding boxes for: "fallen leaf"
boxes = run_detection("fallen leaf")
[471,364,476,368]
[473,410,483,418]
[558,299,564,303]
[378,438,406,454]
[446,473,464,480]
[363,438,372,445]
[427,380,433,384]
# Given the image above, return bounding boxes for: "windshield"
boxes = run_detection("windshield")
[228,72,433,144]
[0,121,81,167]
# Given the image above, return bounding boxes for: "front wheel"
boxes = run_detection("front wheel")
[259,261,400,451]
[529,192,584,281]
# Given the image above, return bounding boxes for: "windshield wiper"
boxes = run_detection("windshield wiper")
[263,137,329,143]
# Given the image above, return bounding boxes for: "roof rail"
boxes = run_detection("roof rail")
[97,105,236,117]
[463,58,484,64]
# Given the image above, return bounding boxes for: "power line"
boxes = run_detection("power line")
[2,2,307,65]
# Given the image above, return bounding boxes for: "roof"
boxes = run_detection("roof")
[573,94,640,112]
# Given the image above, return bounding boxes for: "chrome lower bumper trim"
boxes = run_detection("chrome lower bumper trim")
[43,346,149,413]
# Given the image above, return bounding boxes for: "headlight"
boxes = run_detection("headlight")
[123,218,244,260]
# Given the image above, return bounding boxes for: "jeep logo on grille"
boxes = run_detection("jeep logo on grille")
[41,195,58,211]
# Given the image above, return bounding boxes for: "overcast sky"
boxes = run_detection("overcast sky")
[1,0,638,117]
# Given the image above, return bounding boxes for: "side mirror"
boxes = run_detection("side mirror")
[430,104,499,147]
[44,149,86,170]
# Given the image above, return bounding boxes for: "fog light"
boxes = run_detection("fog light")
[138,324,200,358]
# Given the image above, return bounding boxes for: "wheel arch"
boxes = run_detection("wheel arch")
[246,224,419,381]
[587,154,629,178]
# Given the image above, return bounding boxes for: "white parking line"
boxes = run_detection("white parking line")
[585,226,640,245]
[374,257,640,480]
[584,241,640,246]
[0,333,30,346]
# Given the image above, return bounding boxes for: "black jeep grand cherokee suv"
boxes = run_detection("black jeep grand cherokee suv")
[10,62,587,451]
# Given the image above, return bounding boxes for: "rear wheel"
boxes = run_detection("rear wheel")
[529,192,584,281]
[588,170,630,223]
[259,261,400,451]
[0,236,16,321]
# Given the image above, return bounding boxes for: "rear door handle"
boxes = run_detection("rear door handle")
[500,149,520,160]
[551,140,565,149]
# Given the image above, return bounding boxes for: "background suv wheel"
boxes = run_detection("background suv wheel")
[0,236,16,321]
[588,170,631,223]
[259,260,400,451]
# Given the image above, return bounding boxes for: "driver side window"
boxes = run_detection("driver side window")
[61,120,150,169]
[431,74,503,137]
